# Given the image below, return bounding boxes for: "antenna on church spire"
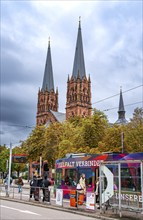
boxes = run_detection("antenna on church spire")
[79,16,81,28]
[48,37,50,47]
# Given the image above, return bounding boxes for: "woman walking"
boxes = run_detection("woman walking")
[17,177,24,193]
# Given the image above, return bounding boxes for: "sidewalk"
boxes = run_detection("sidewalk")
[0,194,142,220]
[0,183,142,220]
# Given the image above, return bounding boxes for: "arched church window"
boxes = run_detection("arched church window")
[82,112,86,118]
[72,111,74,117]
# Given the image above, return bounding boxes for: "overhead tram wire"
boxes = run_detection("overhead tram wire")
[1,127,33,134]
[103,101,143,112]
[92,84,143,105]
[5,124,35,128]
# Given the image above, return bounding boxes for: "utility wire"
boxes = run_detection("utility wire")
[4,124,35,128]
[92,84,143,105]
[103,101,143,112]
[0,127,32,134]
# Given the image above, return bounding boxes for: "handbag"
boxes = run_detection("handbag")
[76,183,82,190]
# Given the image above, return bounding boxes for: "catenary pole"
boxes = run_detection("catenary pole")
[121,132,124,153]
[40,156,42,177]
[8,142,12,195]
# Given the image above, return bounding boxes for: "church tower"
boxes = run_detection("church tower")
[36,39,58,125]
[66,19,92,120]
[115,88,128,124]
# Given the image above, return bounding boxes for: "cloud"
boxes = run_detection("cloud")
[1,0,142,146]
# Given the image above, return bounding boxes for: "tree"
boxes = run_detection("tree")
[0,147,9,173]
[78,109,108,149]
[124,107,143,152]
[130,107,143,126]
[22,126,46,161]
[97,125,124,153]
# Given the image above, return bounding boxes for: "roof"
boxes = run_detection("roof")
[115,118,128,124]
[42,40,54,92]
[72,20,86,80]
[50,110,66,123]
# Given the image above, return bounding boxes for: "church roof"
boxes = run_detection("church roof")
[50,110,66,123]
[72,19,86,80]
[115,118,128,124]
[42,39,54,92]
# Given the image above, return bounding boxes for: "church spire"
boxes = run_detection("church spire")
[115,87,128,124]
[42,38,54,92]
[118,87,125,112]
[72,17,86,80]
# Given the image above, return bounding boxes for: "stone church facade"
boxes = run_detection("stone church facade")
[36,21,127,126]
[36,21,92,125]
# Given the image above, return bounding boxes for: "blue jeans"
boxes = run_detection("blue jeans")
[18,185,22,193]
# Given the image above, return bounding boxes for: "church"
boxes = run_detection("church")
[36,21,127,126]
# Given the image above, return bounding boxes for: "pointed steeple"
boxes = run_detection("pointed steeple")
[115,87,128,124]
[72,17,86,80]
[118,87,125,112]
[42,38,54,92]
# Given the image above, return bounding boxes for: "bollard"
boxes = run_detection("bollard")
[70,189,77,207]
[12,186,14,199]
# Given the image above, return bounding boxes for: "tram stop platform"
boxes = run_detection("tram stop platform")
[1,196,143,220]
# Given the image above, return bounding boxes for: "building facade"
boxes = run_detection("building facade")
[36,21,92,125]
[66,21,92,119]
[36,40,59,126]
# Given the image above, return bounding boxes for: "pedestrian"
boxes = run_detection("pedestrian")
[79,173,86,194]
[42,175,51,202]
[95,177,100,208]
[17,177,24,193]
[114,182,118,191]
[76,173,86,205]
[4,175,12,196]
[30,175,37,199]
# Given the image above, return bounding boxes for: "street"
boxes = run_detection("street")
[0,200,96,220]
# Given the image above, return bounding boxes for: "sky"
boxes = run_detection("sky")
[1,0,143,147]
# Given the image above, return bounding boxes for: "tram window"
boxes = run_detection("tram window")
[55,169,62,186]
[121,167,136,190]
[78,168,92,188]
[65,169,77,186]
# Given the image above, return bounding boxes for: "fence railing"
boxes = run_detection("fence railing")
[0,183,143,218]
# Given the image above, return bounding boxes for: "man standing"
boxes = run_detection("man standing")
[42,176,51,202]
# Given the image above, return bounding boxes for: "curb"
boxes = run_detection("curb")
[0,197,118,220]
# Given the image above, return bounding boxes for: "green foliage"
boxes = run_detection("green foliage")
[20,107,143,167]
[124,108,143,152]
[22,126,46,161]
[0,147,9,172]
[0,145,26,175]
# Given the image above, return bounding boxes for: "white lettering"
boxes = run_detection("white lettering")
[129,195,133,201]
[121,194,125,200]
[139,195,142,203]
[115,193,142,202]
[133,195,138,201]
